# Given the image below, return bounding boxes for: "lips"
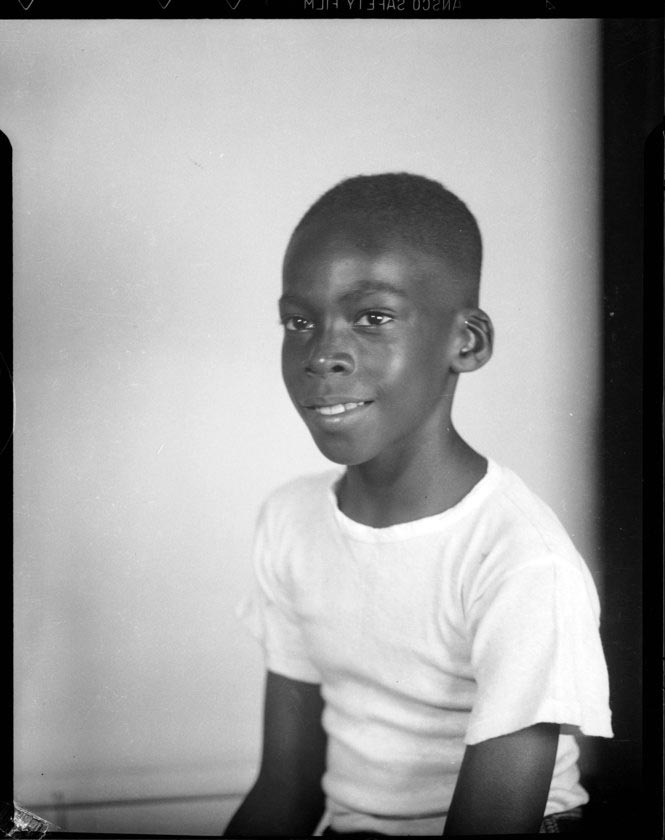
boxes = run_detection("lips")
[303,398,373,417]
[312,401,367,416]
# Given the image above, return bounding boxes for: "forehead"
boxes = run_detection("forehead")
[282,223,461,308]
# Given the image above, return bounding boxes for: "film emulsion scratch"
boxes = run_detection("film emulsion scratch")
[1,803,62,838]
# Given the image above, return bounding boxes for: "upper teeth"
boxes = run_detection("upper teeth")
[315,401,365,416]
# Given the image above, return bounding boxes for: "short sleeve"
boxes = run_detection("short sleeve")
[236,502,322,684]
[464,556,613,745]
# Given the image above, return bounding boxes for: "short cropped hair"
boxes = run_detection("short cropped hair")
[290,172,483,289]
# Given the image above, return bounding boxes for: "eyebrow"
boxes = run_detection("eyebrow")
[339,280,409,302]
[279,280,409,309]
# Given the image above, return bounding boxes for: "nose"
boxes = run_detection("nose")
[304,330,355,377]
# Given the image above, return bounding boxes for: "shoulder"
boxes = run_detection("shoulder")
[483,462,580,561]
[462,463,602,625]
[258,469,343,531]
[466,462,594,589]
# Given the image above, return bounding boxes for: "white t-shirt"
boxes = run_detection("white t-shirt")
[238,460,613,835]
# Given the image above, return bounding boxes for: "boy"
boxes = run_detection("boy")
[225,173,612,836]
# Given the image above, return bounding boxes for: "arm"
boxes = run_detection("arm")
[443,722,560,836]
[224,670,328,837]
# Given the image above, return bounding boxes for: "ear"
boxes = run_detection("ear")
[450,308,494,373]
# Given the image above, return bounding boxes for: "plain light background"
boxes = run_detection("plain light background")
[6,18,602,834]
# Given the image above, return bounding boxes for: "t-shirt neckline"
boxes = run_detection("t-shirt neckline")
[328,458,501,543]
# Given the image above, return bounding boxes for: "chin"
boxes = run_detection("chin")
[311,435,373,467]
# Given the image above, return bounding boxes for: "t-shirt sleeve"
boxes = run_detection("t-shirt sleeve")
[464,555,613,745]
[236,500,322,684]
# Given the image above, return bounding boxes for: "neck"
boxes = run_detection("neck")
[338,426,487,528]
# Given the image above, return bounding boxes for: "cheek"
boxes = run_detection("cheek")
[281,342,301,387]
[372,342,450,421]
[366,339,430,391]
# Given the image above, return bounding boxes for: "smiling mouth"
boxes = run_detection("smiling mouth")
[307,400,371,416]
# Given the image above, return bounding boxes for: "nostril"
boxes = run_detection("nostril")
[304,352,355,376]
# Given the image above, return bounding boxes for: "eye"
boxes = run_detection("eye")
[282,315,315,332]
[355,311,394,327]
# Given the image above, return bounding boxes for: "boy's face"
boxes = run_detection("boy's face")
[280,223,464,468]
